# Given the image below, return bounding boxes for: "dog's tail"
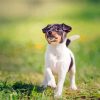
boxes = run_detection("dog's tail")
[66,35,80,47]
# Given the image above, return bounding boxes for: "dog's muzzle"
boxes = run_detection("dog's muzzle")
[47,31,57,42]
[48,37,56,42]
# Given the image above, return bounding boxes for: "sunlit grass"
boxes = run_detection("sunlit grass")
[0,68,100,100]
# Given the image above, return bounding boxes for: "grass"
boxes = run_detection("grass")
[0,0,100,100]
[0,69,100,100]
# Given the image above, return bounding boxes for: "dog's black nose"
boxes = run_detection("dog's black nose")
[48,31,52,35]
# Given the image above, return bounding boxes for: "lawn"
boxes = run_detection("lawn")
[0,0,100,100]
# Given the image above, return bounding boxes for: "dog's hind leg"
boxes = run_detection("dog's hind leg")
[69,63,77,90]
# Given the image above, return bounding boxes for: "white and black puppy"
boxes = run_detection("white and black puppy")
[42,23,80,98]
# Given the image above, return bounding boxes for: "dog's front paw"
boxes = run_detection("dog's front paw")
[54,88,62,98]
[70,85,77,90]
[48,80,56,88]
[54,92,62,98]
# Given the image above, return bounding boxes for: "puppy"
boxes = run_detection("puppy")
[42,23,80,98]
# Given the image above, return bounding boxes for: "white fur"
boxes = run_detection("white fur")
[42,38,77,98]
[69,35,80,41]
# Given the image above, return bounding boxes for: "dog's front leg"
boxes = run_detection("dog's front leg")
[54,63,68,98]
[42,68,56,88]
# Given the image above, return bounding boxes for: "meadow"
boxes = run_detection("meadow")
[0,0,100,99]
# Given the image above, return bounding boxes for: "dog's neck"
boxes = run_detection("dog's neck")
[47,38,67,51]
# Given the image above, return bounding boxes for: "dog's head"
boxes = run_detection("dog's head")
[42,23,72,45]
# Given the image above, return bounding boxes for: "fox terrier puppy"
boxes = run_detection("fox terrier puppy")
[42,23,80,98]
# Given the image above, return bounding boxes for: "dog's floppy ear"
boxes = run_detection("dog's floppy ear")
[62,23,72,33]
[42,24,51,33]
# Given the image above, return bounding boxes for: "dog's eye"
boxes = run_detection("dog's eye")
[57,27,59,30]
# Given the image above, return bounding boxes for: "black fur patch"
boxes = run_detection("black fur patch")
[68,56,73,72]
[66,39,71,47]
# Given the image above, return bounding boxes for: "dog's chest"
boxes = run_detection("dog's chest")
[46,45,68,73]
[49,53,61,73]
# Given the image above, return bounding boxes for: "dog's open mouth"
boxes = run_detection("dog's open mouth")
[48,37,55,42]
[48,37,57,42]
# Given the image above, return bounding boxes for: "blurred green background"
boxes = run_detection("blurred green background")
[0,0,100,99]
